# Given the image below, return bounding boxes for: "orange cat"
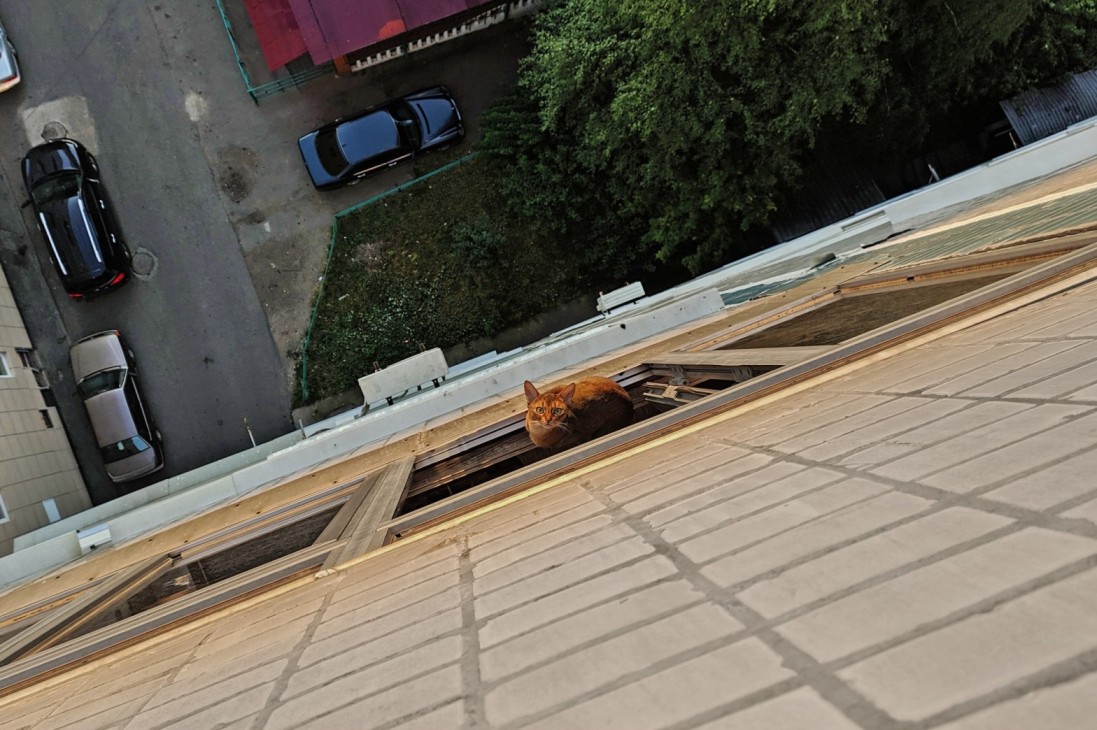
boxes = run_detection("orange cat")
[523,376,634,449]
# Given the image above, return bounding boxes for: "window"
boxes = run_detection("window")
[42,498,61,524]
[100,437,151,464]
[77,369,124,399]
[40,410,54,429]
[0,494,8,524]
[0,353,10,378]
[17,348,49,388]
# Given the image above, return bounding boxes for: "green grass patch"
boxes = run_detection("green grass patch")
[297,156,587,404]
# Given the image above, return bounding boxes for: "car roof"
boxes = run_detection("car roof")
[337,110,402,164]
[38,193,108,281]
[70,331,126,382]
[84,389,139,447]
[24,141,113,284]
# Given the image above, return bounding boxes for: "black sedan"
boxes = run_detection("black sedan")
[298,86,464,191]
[22,139,131,299]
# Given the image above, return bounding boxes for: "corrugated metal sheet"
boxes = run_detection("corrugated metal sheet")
[1001,68,1097,145]
[288,0,496,64]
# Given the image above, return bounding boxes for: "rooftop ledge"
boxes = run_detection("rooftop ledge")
[4,115,1097,591]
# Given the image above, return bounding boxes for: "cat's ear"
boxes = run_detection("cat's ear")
[560,383,577,404]
[523,380,540,404]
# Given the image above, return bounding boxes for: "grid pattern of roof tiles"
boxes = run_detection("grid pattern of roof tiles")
[4,269,1097,728]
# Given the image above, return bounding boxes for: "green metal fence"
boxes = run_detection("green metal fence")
[214,0,333,103]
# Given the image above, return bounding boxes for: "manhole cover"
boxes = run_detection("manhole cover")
[41,121,68,141]
[131,248,158,279]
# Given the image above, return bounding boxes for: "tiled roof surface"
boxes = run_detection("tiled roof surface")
[4,267,1097,727]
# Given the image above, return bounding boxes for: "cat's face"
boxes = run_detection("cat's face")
[524,381,576,447]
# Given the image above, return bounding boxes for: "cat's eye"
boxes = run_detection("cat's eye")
[552,408,563,415]
[535,406,544,414]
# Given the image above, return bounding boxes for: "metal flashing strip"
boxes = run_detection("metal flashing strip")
[380,238,1097,540]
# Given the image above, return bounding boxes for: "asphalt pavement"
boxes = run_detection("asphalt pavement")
[0,1,525,503]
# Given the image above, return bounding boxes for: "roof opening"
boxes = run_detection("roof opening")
[398,377,655,516]
[723,273,1010,349]
[41,507,342,647]
[396,366,752,518]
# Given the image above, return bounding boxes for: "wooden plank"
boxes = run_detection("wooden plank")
[645,366,762,384]
[413,414,526,470]
[646,347,832,368]
[313,472,382,546]
[323,455,416,569]
[642,384,717,407]
[0,554,172,666]
[408,430,536,498]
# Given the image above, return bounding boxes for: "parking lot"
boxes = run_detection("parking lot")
[0,1,525,501]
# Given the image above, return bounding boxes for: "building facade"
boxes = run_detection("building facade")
[0,267,90,556]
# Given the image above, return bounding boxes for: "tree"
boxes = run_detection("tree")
[481,0,1097,274]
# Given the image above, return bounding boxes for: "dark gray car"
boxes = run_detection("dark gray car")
[70,331,163,483]
[298,86,464,190]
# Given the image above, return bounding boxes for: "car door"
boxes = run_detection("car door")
[352,150,413,180]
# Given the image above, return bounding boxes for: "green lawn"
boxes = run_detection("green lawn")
[297,155,587,404]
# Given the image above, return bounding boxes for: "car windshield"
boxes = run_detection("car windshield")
[391,102,422,149]
[314,128,349,177]
[78,369,125,399]
[30,173,81,206]
[101,436,150,464]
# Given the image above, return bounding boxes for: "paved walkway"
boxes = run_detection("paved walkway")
[4,246,1097,727]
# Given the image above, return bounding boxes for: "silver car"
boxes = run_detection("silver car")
[0,20,20,93]
[70,331,163,483]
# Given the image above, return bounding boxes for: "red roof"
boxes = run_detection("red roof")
[244,0,309,72]
[246,0,494,71]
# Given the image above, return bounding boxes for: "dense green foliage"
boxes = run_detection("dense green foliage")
[480,0,1097,273]
[300,0,1097,404]
[298,157,586,402]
